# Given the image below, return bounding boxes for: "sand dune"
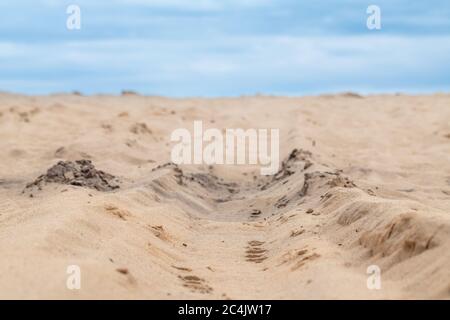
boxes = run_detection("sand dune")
[0,92,449,299]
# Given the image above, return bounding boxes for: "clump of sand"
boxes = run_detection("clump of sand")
[25,160,119,192]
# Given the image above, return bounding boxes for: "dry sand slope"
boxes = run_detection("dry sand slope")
[0,92,450,299]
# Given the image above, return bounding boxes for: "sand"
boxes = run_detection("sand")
[0,92,449,299]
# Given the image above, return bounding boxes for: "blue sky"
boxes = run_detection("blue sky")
[0,0,449,96]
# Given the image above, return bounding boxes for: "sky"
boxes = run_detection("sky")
[0,0,449,96]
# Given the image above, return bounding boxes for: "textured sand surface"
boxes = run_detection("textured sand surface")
[0,92,449,299]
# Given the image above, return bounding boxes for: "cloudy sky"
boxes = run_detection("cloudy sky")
[1,0,449,96]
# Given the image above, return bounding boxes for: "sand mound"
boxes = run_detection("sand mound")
[147,149,360,222]
[25,160,120,192]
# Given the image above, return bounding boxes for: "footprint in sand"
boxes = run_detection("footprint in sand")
[275,196,289,209]
[249,209,262,219]
[245,240,267,263]
[105,205,130,221]
[171,265,192,272]
[101,123,113,132]
[290,229,305,237]
[275,213,297,225]
[279,248,321,271]
[149,225,171,242]
[178,275,213,294]
[130,122,152,135]
[114,267,137,285]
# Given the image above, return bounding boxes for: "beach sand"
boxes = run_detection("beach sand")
[0,92,449,299]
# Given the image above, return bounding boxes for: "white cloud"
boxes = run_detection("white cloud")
[1,34,450,95]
